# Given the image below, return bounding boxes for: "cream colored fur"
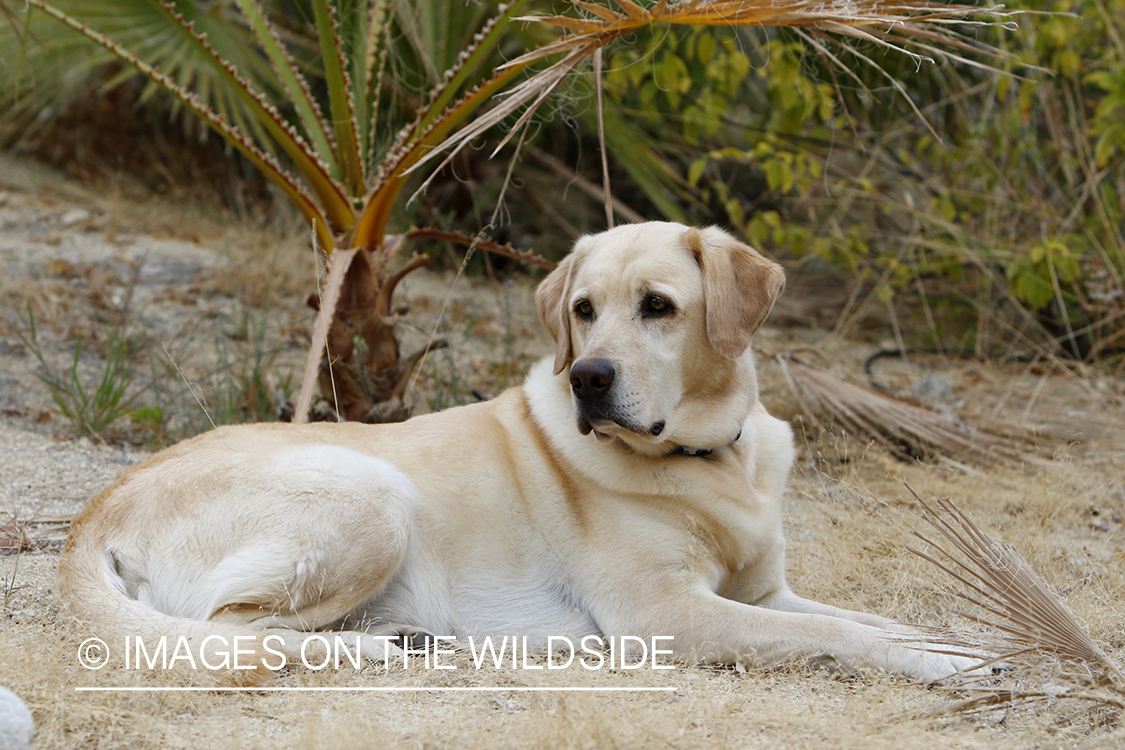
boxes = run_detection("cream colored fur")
[57,222,975,684]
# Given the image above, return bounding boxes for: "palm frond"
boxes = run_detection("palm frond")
[776,354,1052,469]
[416,0,531,135]
[419,0,1031,172]
[151,0,356,230]
[3,0,271,141]
[353,62,527,249]
[362,0,393,167]
[311,0,365,196]
[905,488,1125,718]
[233,0,338,175]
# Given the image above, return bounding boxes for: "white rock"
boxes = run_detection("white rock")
[0,687,33,750]
[60,208,91,226]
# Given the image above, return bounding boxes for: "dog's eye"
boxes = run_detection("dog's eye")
[642,295,674,318]
[574,300,594,320]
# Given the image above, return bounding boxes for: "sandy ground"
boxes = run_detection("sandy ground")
[2,153,1125,749]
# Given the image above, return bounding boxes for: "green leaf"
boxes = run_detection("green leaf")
[232,0,338,180]
[24,0,338,251]
[688,158,707,186]
[311,0,364,196]
[417,0,531,135]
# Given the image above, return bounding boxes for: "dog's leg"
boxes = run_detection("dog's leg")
[753,587,900,630]
[365,623,436,650]
[63,446,421,683]
[607,590,976,682]
[720,538,899,630]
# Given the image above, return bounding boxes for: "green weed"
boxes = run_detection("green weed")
[18,307,136,439]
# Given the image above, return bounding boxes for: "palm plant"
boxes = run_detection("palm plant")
[14,0,554,422]
[6,1,1024,423]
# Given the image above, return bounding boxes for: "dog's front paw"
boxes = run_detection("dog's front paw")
[895,644,1000,684]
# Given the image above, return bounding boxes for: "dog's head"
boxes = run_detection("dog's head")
[536,222,784,454]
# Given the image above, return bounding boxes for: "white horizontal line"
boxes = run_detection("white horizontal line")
[75,686,676,693]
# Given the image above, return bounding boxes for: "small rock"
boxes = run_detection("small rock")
[0,687,34,750]
[911,373,956,403]
[60,208,91,226]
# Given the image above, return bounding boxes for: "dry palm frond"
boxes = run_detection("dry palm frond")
[295,244,360,424]
[414,0,1034,174]
[906,487,1125,718]
[776,354,1052,468]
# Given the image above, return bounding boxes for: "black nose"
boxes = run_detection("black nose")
[570,358,615,401]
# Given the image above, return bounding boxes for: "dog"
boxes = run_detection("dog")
[58,222,975,684]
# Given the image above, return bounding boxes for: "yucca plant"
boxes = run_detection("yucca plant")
[8,1,1026,424]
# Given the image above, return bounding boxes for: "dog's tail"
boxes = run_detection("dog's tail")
[57,510,277,686]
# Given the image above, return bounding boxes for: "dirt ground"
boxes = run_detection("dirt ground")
[2,152,1124,749]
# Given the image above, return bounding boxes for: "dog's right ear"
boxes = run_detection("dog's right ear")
[536,254,578,375]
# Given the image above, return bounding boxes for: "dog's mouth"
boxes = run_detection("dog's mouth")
[577,414,665,442]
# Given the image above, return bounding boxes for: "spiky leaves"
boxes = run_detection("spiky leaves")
[20,0,553,426]
[311,0,365,197]
[232,0,337,174]
[150,1,354,232]
[352,0,532,251]
[24,0,338,252]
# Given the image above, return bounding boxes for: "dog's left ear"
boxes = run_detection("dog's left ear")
[536,253,578,375]
[686,227,786,359]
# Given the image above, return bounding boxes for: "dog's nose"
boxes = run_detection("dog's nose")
[570,358,615,401]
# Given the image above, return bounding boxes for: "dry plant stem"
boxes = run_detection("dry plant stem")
[524,145,644,224]
[294,246,360,424]
[290,228,551,423]
[905,484,1125,692]
[402,228,555,269]
[162,342,216,430]
[400,231,493,410]
[594,46,614,230]
[491,127,531,229]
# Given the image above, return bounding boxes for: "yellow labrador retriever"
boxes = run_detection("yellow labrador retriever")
[58,222,972,684]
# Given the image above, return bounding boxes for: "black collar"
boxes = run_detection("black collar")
[669,429,741,457]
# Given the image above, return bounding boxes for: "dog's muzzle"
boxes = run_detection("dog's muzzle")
[570,358,660,438]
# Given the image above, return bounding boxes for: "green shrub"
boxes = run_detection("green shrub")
[602,3,1125,359]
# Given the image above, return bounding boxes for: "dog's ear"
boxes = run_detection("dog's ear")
[536,253,578,375]
[686,227,786,359]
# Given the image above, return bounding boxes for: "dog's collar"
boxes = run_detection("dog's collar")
[669,429,742,457]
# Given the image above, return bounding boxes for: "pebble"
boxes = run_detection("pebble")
[59,208,91,227]
[0,687,33,750]
[911,372,956,403]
